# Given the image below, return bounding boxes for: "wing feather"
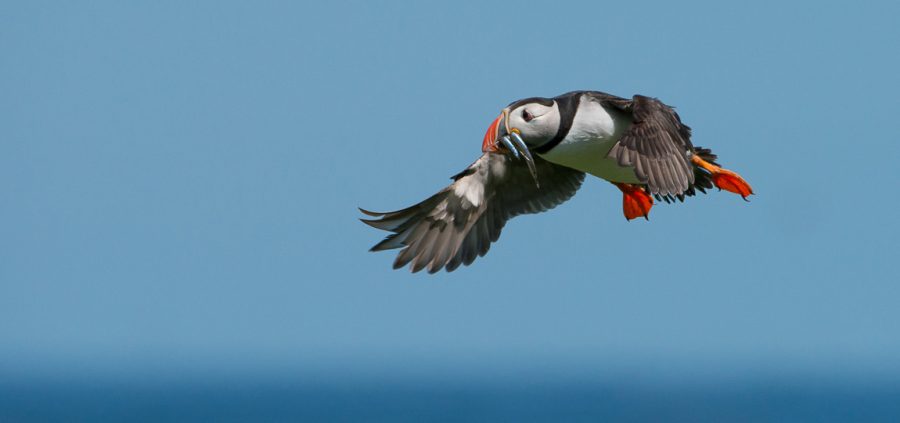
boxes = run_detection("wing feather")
[604,94,696,197]
[362,153,585,273]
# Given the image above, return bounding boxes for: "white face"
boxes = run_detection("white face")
[506,101,560,147]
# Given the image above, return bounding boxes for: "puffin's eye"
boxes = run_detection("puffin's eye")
[522,110,534,122]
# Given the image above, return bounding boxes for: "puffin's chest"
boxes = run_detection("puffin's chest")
[538,100,640,183]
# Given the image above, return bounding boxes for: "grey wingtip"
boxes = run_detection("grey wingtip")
[359,218,383,229]
[358,207,384,217]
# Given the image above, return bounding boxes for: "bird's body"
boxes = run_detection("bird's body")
[536,92,638,184]
[362,91,753,273]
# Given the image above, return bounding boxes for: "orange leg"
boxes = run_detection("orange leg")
[615,183,653,221]
[691,155,754,200]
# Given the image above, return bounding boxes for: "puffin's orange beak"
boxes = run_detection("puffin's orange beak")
[481,110,507,153]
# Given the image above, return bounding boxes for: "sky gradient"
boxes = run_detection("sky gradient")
[2,1,899,393]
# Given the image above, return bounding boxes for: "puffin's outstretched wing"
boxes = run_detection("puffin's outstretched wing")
[601,94,696,197]
[361,153,584,273]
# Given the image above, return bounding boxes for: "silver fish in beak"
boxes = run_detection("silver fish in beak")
[482,110,540,187]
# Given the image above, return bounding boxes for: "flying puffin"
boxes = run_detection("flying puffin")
[361,90,753,273]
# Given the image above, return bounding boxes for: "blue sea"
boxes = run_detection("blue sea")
[3,374,899,422]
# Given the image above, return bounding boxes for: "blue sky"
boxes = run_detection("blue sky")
[2,1,899,384]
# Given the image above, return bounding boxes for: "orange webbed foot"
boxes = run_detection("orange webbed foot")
[691,155,754,201]
[616,183,653,221]
[711,168,754,200]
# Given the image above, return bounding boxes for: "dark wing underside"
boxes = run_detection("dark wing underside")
[599,94,696,197]
[361,153,584,273]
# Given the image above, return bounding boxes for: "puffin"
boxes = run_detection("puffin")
[361,90,753,273]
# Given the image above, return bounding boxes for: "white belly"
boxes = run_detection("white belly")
[539,98,639,184]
